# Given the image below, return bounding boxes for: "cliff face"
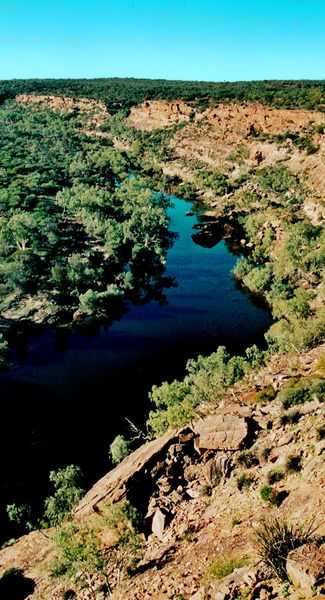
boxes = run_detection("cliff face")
[128,99,325,202]
[128,99,193,130]
[16,94,108,128]
[0,346,324,600]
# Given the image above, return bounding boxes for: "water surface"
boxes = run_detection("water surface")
[0,196,272,533]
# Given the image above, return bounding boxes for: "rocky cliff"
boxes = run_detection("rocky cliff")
[128,99,325,203]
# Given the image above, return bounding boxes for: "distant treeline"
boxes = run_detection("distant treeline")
[0,78,324,112]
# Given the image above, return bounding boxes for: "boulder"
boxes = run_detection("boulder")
[152,508,166,540]
[194,414,249,451]
[74,429,182,518]
[286,543,325,596]
[203,454,232,487]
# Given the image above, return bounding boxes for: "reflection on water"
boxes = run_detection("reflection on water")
[0,196,272,541]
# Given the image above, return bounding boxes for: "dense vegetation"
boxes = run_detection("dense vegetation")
[0,78,324,112]
[0,101,176,360]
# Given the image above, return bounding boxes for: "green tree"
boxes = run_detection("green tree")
[109,435,132,465]
[43,465,84,527]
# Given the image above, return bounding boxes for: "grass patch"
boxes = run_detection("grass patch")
[204,552,249,581]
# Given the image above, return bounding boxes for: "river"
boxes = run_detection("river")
[0,195,272,538]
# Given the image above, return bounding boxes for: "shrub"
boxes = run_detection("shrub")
[243,265,272,293]
[278,378,311,409]
[236,450,258,468]
[147,346,248,436]
[245,345,266,370]
[285,454,302,473]
[310,379,325,401]
[261,447,272,461]
[109,435,131,465]
[6,504,34,532]
[237,473,254,491]
[316,425,325,440]
[50,523,106,595]
[254,516,319,580]
[254,386,277,403]
[281,387,308,409]
[204,552,249,581]
[257,165,299,194]
[232,257,253,281]
[42,465,84,528]
[280,409,301,426]
[267,468,285,484]
[260,485,283,506]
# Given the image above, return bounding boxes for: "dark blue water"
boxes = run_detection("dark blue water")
[0,196,272,531]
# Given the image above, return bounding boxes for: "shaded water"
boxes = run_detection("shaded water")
[0,196,272,536]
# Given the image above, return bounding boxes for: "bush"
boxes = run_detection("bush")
[280,409,301,426]
[6,503,34,532]
[243,265,272,293]
[254,386,277,403]
[260,485,283,506]
[236,450,258,468]
[147,346,248,436]
[261,447,272,461]
[267,468,285,484]
[109,435,131,465]
[50,523,106,594]
[254,516,319,580]
[257,165,300,194]
[245,345,266,370]
[316,425,325,440]
[285,454,302,473]
[236,473,254,491]
[43,465,84,527]
[310,379,325,401]
[232,257,253,280]
[314,123,325,134]
[278,379,311,409]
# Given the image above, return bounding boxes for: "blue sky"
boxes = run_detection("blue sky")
[0,0,324,81]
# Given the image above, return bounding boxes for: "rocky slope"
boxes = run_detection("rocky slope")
[128,99,325,207]
[0,345,324,599]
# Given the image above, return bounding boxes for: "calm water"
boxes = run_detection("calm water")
[0,196,272,534]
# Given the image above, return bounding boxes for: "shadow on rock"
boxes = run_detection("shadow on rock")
[0,567,35,600]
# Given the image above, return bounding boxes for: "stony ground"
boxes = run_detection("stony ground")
[0,345,324,599]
